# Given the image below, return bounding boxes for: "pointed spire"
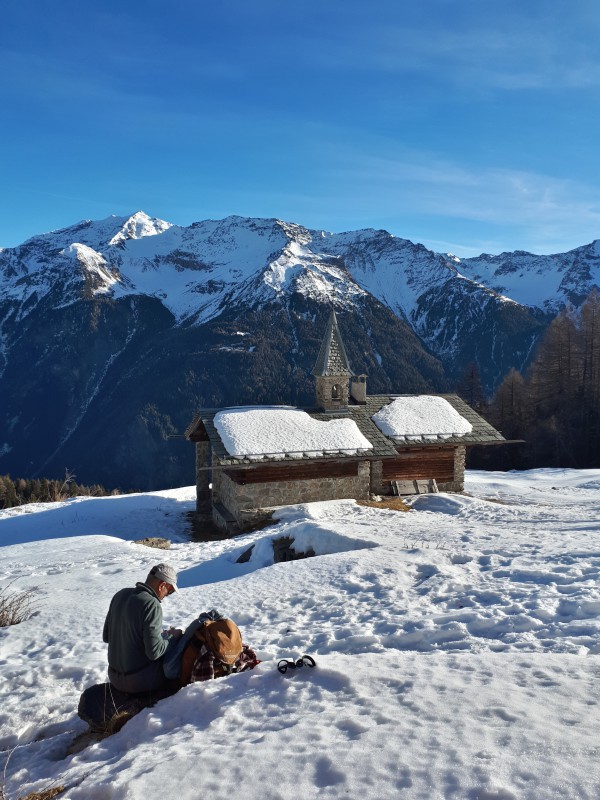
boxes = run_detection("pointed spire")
[312,308,354,377]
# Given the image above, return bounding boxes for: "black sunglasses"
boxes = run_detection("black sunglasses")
[277,654,316,674]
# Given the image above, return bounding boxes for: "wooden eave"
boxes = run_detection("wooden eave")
[184,414,210,442]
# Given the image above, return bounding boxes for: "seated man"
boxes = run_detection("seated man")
[76,602,258,749]
[102,563,181,694]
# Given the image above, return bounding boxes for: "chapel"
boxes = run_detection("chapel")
[185,309,505,533]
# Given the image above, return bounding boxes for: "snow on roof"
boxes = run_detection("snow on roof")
[371,396,473,442]
[214,406,373,460]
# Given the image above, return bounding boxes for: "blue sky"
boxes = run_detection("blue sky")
[2,0,600,255]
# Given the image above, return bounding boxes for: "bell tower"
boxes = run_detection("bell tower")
[312,309,354,411]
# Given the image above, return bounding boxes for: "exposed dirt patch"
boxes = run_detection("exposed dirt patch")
[358,498,411,512]
[134,537,171,549]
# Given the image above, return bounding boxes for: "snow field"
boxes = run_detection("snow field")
[0,469,599,798]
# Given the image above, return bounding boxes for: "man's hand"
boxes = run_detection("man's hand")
[167,627,183,640]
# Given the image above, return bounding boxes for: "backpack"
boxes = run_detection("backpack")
[163,609,245,683]
[198,618,243,665]
[179,618,243,685]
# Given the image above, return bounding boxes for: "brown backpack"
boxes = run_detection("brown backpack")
[179,618,243,685]
[200,618,243,665]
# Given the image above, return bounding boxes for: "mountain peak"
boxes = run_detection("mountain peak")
[17,212,171,253]
[108,211,172,246]
[275,219,312,245]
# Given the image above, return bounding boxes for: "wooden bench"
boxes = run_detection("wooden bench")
[391,479,439,496]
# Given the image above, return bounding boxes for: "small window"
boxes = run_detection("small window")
[332,384,341,399]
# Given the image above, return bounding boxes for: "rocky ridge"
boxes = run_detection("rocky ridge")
[0,212,597,489]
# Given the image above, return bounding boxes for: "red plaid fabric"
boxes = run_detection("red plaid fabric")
[190,644,260,683]
[235,644,261,672]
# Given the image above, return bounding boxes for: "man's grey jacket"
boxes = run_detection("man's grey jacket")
[103,582,168,693]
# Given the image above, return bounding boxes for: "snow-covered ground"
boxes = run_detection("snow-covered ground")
[1,469,599,799]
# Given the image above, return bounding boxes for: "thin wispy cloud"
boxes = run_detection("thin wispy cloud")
[236,132,600,255]
[375,28,600,90]
[341,148,600,252]
[2,0,600,254]
[301,6,600,92]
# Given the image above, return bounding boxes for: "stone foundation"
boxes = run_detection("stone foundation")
[436,480,463,492]
[453,446,466,490]
[212,463,370,531]
[369,460,384,495]
[206,449,467,534]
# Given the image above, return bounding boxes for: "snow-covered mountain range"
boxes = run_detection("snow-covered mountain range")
[1,212,598,488]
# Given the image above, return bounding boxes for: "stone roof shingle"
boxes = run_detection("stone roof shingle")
[185,394,505,467]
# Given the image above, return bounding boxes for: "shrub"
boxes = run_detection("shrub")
[0,583,37,627]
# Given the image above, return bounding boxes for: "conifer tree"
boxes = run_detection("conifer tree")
[457,362,485,412]
[484,290,600,469]
[527,308,580,464]
[580,290,600,460]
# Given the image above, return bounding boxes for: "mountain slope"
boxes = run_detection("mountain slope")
[1,212,598,488]
[457,240,600,310]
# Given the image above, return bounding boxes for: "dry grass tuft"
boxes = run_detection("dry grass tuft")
[66,708,138,756]
[2,742,65,800]
[106,710,136,735]
[133,537,171,550]
[0,583,38,627]
[358,497,411,512]
[18,787,66,800]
